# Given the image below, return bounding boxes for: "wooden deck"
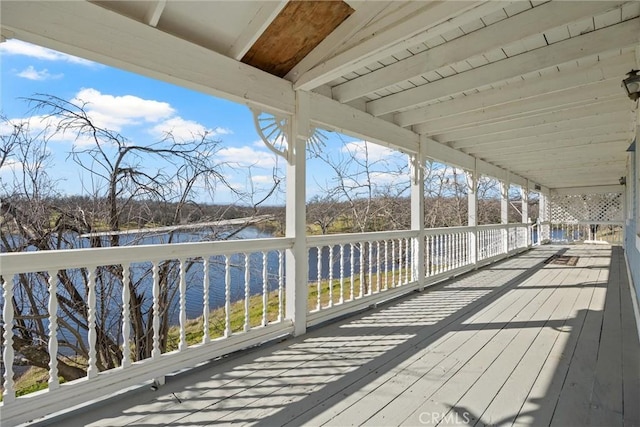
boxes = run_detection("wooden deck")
[48,245,639,427]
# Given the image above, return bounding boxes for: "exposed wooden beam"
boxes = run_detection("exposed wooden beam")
[395,52,635,127]
[144,0,166,27]
[0,0,296,114]
[285,1,392,82]
[496,153,626,169]
[428,99,629,142]
[333,1,625,103]
[294,1,512,91]
[227,0,288,60]
[367,18,640,116]
[308,92,419,154]
[415,81,621,135]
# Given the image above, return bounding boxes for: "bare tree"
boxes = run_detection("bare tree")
[1,94,278,381]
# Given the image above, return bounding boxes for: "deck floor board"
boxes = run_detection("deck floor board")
[47,245,638,427]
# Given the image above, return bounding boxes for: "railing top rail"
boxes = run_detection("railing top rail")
[549,221,625,226]
[0,237,295,276]
[307,229,418,246]
[423,225,475,235]
[477,223,529,230]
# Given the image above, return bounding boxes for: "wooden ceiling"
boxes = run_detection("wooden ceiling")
[242,1,353,77]
[2,0,638,191]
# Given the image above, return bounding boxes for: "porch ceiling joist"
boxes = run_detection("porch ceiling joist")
[227,0,288,60]
[293,1,511,91]
[394,52,635,128]
[332,0,624,103]
[0,0,296,114]
[367,17,640,117]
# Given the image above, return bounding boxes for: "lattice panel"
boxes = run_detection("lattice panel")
[550,193,623,223]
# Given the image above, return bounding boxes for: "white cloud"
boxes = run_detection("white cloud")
[151,117,232,142]
[0,39,96,66]
[217,146,278,169]
[341,140,398,162]
[71,88,175,131]
[17,65,62,81]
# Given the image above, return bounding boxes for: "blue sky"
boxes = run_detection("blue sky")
[0,39,412,206]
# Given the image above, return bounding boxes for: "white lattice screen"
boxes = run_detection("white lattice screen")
[550,192,623,223]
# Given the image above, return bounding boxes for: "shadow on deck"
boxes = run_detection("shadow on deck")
[42,245,639,427]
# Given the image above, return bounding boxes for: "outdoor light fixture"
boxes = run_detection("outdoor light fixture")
[622,70,640,101]
[619,176,627,186]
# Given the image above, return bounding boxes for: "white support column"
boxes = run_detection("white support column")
[286,91,309,336]
[411,146,425,289]
[540,191,549,243]
[466,163,478,265]
[501,179,510,253]
[521,182,529,246]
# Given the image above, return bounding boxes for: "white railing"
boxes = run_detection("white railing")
[1,223,533,424]
[547,222,624,244]
[0,237,293,425]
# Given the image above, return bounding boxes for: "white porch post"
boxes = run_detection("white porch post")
[411,147,425,289]
[540,191,549,242]
[521,182,529,246]
[286,91,309,336]
[501,179,509,254]
[467,164,478,266]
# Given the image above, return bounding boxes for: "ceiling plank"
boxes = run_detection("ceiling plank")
[367,18,640,116]
[436,100,629,143]
[227,0,288,60]
[451,113,632,149]
[294,1,512,91]
[415,81,621,135]
[0,0,296,114]
[395,52,635,127]
[333,1,625,103]
[469,133,631,158]
[423,97,628,139]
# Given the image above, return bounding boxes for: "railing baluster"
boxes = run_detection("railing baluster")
[359,241,365,298]
[179,259,187,351]
[87,265,98,378]
[202,258,210,344]
[339,244,345,303]
[244,253,250,332]
[368,241,373,295]
[384,240,389,290]
[328,245,334,307]
[391,240,396,288]
[224,255,231,337]
[47,270,59,389]
[121,263,131,367]
[2,274,15,403]
[278,250,284,322]
[397,238,403,286]
[151,262,161,359]
[376,241,381,293]
[262,251,268,326]
[405,238,410,284]
[350,243,355,301]
[316,246,322,310]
